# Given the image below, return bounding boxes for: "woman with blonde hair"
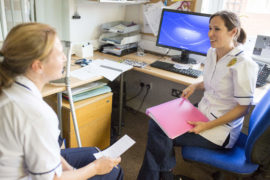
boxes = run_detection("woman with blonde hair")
[0,23,123,180]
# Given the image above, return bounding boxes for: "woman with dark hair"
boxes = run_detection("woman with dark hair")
[0,23,123,180]
[137,10,258,180]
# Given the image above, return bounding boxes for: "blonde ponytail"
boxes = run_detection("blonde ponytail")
[0,23,56,95]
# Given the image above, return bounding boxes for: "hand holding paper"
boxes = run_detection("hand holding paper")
[93,135,135,159]
[93,156,121,175]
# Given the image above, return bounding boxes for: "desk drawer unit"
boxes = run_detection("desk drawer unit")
[46,92,113,150]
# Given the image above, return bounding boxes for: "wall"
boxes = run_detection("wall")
[69,1,127,44]
[124,70,204,113]
[36,0,127,47]
[36,0,70,41]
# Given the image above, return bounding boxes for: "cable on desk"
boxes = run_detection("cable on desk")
[156,49,170,61]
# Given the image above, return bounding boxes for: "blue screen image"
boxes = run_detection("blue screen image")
[157,10,211,55]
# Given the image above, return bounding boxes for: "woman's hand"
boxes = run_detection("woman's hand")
[188,121,210,134]
[181,84,197,99]
[93,156,121,175]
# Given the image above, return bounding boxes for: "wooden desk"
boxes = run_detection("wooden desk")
[93,51,269,104]
[93,51,203,85]
[42,58,103,97]
[42,51,202,97]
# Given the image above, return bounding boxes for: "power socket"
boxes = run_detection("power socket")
[171,88,182,97]
[139,82,145,88]
[146,83,152,90]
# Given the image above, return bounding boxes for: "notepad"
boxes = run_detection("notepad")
[146,98,209,139]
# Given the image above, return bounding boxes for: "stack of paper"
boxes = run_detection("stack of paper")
[63,81,111,102]
[63,81,107,96]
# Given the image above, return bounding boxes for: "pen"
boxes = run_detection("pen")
[179,98,185,106]
[100,65,123,72]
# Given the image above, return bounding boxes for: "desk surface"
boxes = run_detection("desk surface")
[42,51,270,104]
[94,51,204,86]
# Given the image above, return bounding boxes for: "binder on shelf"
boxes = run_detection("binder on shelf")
[146,98,209,139]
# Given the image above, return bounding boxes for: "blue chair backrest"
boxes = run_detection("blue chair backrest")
[245,90,270,162]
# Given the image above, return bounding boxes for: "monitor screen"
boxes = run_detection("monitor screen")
[252,35,270,64]
[156,9,211,64]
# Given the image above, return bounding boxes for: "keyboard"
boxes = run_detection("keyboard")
[150,60,202,78]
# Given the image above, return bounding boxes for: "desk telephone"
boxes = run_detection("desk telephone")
[256,62,270,87]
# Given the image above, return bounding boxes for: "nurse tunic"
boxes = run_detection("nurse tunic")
[0,76,62,179]
[198,45,258,148]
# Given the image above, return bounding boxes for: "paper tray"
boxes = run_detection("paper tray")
[99,32,141,45]
[101,21,140,34]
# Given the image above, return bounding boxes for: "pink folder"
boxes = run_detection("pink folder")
[146,98,209,139]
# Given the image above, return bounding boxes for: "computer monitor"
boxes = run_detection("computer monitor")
[156,9,211,64]
[252,35,270,64]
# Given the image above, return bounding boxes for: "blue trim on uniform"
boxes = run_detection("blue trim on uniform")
[234,50,244,57]
[15,81,31,91]
[234,96,253,98]
[28,162,61,175]
[210,113,231,127]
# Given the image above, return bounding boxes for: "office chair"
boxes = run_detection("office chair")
[181,90,270,180]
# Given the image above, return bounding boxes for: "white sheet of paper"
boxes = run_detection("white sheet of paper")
[143,1,164,36]
[142,4,154,34]
[93,135,136,159]
[71,59,132,81]
[70,64,99,80]
[92,59,132,81]
[93,59,133,72]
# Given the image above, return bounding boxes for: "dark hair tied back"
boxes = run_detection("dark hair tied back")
[210,10,246,45]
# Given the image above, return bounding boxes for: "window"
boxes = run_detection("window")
[201,0,270,37]
[201,0,270,52]
[223,0,270,37]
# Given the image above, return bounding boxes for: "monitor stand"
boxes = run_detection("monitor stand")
[171,50,197,64]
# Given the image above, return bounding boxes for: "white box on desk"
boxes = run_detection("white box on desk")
[73,42,93,58]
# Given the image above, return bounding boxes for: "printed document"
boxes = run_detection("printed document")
[71,59,132,81]
[71,64,100,80]
[94,135,135,159]
[91,59,132,81]
[143,1,164,36]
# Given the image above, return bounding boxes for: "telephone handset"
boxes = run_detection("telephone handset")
[256,63,270,87]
